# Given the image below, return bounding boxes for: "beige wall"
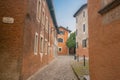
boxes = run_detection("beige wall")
[75,6,89,57]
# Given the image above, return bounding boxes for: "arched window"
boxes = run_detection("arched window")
[58,38,63,42]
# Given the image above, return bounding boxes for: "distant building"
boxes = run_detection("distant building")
[74,4,89,59]
[57,26,71,55]
[0,0,58,80]
[88,0,120,80]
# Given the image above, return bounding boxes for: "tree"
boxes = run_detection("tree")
[66,32,76,48]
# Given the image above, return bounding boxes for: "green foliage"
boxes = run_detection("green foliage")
[66,32,76,48]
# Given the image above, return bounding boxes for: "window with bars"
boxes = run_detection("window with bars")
[82,39,87,48]
[58,38,63,42]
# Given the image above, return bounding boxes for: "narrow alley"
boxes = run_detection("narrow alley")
[28,56,77,80]
[1,0,120,80]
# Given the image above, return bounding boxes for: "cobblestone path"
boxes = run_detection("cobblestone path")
[28,56,77,80]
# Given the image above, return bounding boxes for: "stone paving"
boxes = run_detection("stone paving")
[28,56,77,80]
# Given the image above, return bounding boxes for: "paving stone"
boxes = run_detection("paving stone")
[28,56,78,80]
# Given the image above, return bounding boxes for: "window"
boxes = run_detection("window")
[76,29,78,35]
[48,24,51,41]
[37,0,41,21]
[82,39,87,48]
[59,31,64,35]
[83,24,86,32]
[34,32,38,55]
[42,9,45,25]
[83,11,85,17]
[58,48,62,52]
[40,35,44,53]
[76,42,78,48]
[45,16,48,32]
[45,39,48,55]
[58,38,63,42]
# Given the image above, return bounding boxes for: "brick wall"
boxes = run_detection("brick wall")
[22,0,56,80]
[0,0,57,80]
[76,44,88,57]
[88,0,120,80]
[0,0,26,80]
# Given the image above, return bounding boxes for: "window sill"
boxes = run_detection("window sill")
[98,0,120,15]
[34,52,38,55]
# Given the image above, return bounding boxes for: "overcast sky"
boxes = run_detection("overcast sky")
[53,0,87,31]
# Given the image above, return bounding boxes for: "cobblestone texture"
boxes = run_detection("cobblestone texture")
[28,56,77,80]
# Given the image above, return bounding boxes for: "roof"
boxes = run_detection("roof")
[58,26,71,33]
[46,0,59,33]
[73,3,87,17]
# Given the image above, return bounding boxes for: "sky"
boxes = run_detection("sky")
[53,0,87,31]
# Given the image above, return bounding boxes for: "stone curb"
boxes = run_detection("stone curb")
[71,65,80,80]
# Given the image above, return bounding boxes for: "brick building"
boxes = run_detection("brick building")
[74,4,89,59]
[88,0,120,80]
[0,0,58,80]
[57,26,71,55]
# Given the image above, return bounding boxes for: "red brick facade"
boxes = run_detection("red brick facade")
[57,27,70,55]
[88,0,120,80]
[0,0,58,80]
[76,45,88,57]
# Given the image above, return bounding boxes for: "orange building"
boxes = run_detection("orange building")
[57,26,71,55]
[88,0,120,80]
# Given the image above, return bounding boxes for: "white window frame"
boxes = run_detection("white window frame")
[45,39,48,55]
[36,0,41,22]
[42,8,45,25]
[40,34,44,53]
[45,16,48,32]
[34,32,38,55]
